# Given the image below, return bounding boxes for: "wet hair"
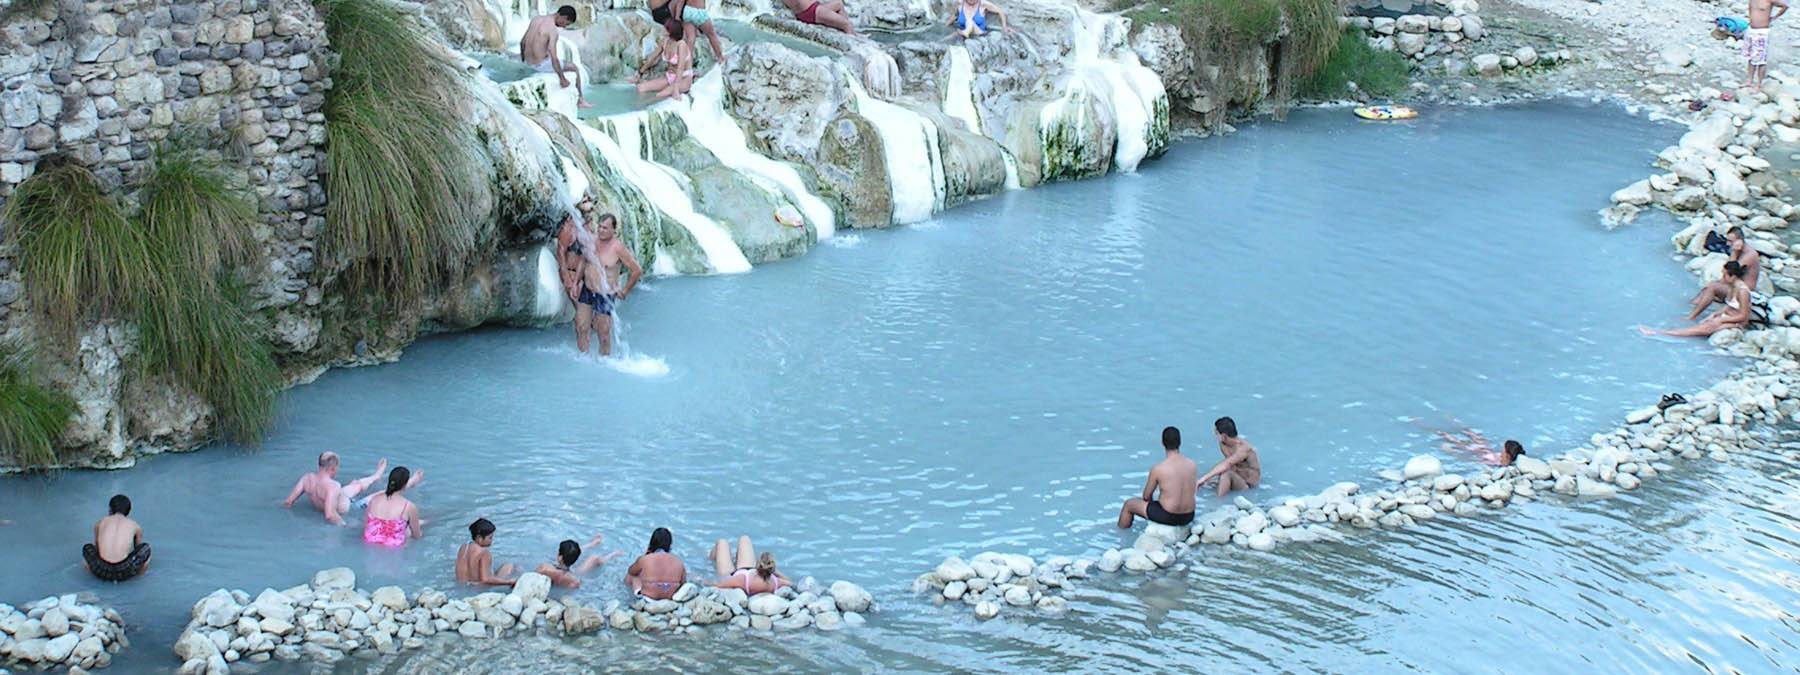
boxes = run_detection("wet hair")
[558,539,581,566]
[318,452,338,469]
[595,213,617,229]
[756,552,777,581]
[469,518,496,541]
[108,494,130,516]
[384,466,411,496]
[1724,260,1746,279]
[1503,440,1525,459]
[1161,426,1180,450]
[664,17,685,39]
[1728,226,1745,239]
[1214,416,1238,438]
[557,5,577,21]
[648,527,673,553]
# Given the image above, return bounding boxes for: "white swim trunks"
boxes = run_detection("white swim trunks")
[531,58,555,73]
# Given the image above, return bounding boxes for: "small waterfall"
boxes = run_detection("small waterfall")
[1056,8,1167,173]
[674,70,837,238]
[578,121,754,274]
[845,72,946,224]
[531,246,567,319]
[943,46,981,134]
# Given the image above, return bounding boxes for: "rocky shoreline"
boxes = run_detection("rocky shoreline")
[0,594,128,673]
[169,567,874,673]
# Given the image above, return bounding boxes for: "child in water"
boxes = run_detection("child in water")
[456,518,519,586]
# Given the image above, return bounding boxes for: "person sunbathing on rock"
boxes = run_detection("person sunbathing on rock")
[537,533,621,589]
[521,5,592,108]
[626,527,688,599]
[1117,426,1197,528]
[951,0,1009,38]
[630,19,696,103]
[284,452,420,525]
[1641,260,1753,337]
[456,518,519,587]
[1197,416,1261,496]
[782,0,857,35]
[1691,228,1763,317]
[84,495,151,582]
[708,536,791,595]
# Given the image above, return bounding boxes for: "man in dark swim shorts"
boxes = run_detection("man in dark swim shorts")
[1119,427,1199,529]
[84,495,151,581]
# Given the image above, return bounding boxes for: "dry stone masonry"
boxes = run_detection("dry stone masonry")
[173,567,875,672]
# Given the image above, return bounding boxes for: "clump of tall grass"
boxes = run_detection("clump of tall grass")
[1127,0,1345,104]
[0,345,76,468]
[1,163,158,342]
[1299,26,1412,99]
[318,0,486,299]
[1277,0,1344,98]
[134,143,282,443]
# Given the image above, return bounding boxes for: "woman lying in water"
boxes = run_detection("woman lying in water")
[1421,418,1522,467]
[708,536,790,595]
[1640,261,1752,338]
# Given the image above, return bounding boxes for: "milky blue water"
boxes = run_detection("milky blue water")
[1,102,1782,673]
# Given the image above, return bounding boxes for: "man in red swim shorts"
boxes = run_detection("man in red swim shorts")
[782,0,856,34]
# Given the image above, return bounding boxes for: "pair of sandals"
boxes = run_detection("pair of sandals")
[1658,393,1688,410]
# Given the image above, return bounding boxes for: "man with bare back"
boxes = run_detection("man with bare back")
[1118,426,1198,529]
[1198,416,1261,496]
[569,213,643,356]
[521,5,592,108]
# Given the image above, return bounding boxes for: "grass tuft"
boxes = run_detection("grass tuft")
[0,345,76,469]
[1,163,159,343]
[1299,26,1413,99]
[138,142,258,285]
[318,0,486,299]
[134,143,282,443]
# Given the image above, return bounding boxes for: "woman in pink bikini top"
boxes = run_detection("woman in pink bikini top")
[363,466,421,547]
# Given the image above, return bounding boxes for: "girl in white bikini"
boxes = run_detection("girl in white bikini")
[708,536,790,595]
[1641,260,1753,337]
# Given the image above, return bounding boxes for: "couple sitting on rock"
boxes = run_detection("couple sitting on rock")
[1116,419,1263,531]
[1642,227,1764,338]
[456,523,792,599]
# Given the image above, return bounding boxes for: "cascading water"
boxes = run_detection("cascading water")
[845,70,947,224]
[943,46,981,134]
[1043,8,1167,173]
[579,120,754,274]
[676,70,837,238]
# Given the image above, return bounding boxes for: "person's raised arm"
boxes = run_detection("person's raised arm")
[282,475,307,509]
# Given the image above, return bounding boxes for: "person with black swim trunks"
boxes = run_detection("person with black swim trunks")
[570,211,642,356]
[1118,426,1198,529]
[84,494,151,581]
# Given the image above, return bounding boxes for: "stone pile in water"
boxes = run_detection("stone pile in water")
[0,594,129,672]
[172,567,874,672]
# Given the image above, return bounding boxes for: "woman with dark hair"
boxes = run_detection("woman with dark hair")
[362,466,422,547]
[625,527,687,599]
[1641,260,1753,337]
[709,536,789,595]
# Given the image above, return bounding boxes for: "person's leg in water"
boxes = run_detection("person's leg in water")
[594,311,613,357]
[1215,472,1247,497]
[1641,314,1745,338]
[1116,497,1149,528]
[1690,281,1729,320]
[574,301,593,354]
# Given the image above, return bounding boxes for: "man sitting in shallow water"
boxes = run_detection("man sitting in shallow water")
[1118,426,1197,529]
[84,494,150,582]
[1198,416,1261,496]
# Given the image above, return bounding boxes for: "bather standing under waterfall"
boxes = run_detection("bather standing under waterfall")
[568,207,643,356]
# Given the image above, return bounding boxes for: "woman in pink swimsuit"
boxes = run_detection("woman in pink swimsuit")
[630,18,695,102]
[363,466,422,547]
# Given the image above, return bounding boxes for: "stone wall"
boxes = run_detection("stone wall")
[0,0,332,467]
